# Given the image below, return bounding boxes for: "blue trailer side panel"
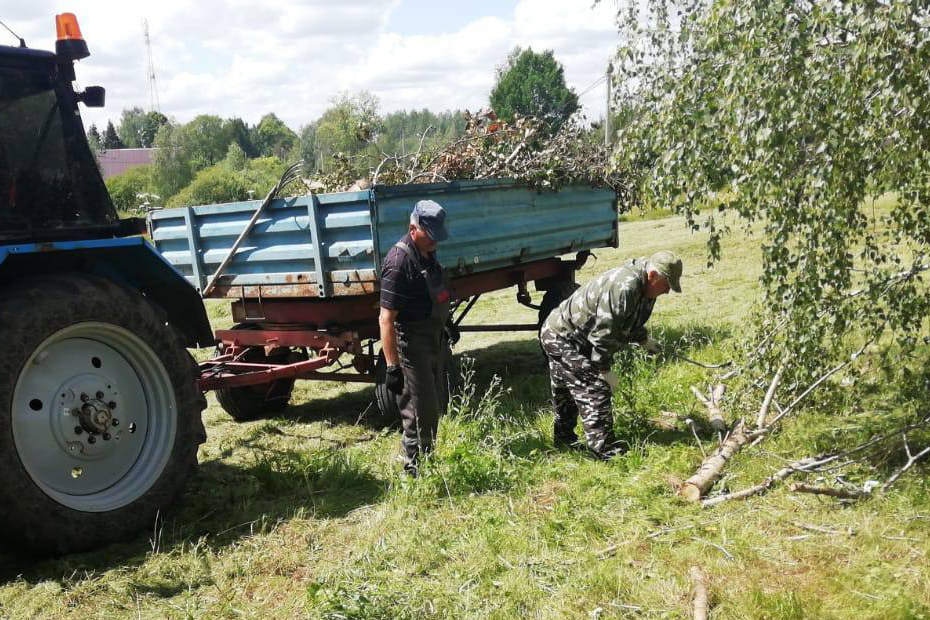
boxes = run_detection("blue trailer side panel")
[372,180,617,277]
[147,180,618,299]
[149,192,376,296]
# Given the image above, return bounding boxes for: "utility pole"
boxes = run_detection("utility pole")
[142,19,161,113]
[605,62,613,148]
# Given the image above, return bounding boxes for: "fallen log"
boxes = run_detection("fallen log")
[679,419,749,502]
[690,566,709,620]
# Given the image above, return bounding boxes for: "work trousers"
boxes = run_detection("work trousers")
[539,325,620,458]
[396,318,445,473]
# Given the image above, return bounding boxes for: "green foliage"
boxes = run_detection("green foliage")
[297,122,318,172]
[102,120,123,149]
[490,47,579,134]
[612,1,930,383]
[151,122,193,199]
[224,117,257,157]
[311,91,381,177]
[376,109,467,157]
[166,164,248,207]
[117,107,168,148]
[251,113,297,158]
[85,123,101,155]
[104,164,157,213]
[180,114,234,169]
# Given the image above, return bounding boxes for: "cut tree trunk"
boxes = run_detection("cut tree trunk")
[679,419,749,502]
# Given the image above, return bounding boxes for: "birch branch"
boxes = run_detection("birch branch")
[789,483,870,500]
[690,567,709,620]
[701,455,822,507]
[756,361,786,428]
[881,440,930,492]
[691,384,727,433]
[679,419,749,502]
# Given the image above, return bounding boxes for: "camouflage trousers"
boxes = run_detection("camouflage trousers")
[539,325,619,458]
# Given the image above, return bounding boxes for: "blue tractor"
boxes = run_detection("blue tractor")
[0,14,213,554]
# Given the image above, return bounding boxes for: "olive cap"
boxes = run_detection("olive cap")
[648,250,683,293]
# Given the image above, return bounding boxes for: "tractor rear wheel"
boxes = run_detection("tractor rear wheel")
[0,274,205,554]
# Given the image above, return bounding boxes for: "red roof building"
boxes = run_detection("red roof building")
[98,148,157,180]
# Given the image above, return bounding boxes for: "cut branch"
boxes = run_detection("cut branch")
[679,419,749,502]
[789,483,870,500]
[881,442,930,492]
[701,455,822,508]
[690,566,709,620]
[756,361,786,428]
[691,384,727,433]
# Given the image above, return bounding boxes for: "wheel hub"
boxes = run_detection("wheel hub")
[11,323,176,512]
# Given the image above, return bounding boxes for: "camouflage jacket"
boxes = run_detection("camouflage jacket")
[543,259,655,370]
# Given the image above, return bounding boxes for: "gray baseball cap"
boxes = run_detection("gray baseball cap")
[412,200,449,242]
[648,250,683,293]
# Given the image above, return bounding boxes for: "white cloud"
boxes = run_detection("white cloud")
[5,0,619,131]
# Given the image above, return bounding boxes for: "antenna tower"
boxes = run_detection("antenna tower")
[142,19,161,113]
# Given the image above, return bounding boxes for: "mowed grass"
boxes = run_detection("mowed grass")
[2,205,930,619]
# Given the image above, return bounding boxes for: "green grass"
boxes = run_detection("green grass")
[2,212,929,619]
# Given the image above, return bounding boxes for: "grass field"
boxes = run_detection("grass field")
[2,208,929,619]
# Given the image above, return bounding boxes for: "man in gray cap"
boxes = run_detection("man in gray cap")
[539,250,683,459]
[379,200,452,475]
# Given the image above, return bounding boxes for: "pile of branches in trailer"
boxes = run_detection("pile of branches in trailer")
[305,110,638,206]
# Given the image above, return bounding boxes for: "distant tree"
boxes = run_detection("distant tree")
[179,114,232,170]
[490,47,578,134]
[251,113,298,158]
[139,111,168,148]
[315,91,380,157]
[102,121,124,149]
[377,109,467,156]
[224,117,257,158]
[86,124,101,154]
[222,142,249,171]
[151,123,193,200]
[298,122,318,173]
[118,107,169,148]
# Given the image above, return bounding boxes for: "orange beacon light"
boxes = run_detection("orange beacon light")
[55,13,89,60]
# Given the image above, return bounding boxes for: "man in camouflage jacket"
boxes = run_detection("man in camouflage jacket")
[539,250,683,459]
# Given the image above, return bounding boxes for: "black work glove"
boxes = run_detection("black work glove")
[385,364,405,394]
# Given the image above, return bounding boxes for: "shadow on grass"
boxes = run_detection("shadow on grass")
[0,449,387,586]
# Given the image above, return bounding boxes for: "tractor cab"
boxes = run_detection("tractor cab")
[0,14,130,243]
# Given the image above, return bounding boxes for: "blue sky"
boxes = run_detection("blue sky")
[7,1,619,131]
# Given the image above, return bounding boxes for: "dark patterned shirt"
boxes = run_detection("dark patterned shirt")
[379,234,443,322]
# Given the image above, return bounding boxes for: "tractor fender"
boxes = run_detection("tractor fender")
[0,238,213,348]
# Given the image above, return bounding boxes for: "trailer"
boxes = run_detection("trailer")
[148,179,618,422]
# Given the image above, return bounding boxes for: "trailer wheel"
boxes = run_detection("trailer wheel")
[0,274,205,555]
[537,280,580,330]
[372,339,455,428]
[215,342,306,422]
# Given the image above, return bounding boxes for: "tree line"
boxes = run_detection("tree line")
[96,47,586,212]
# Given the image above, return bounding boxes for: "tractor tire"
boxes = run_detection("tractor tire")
[0,273,205,555]
[215,335,306,422]
[537,280,580,330]
[371,339,455,428]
